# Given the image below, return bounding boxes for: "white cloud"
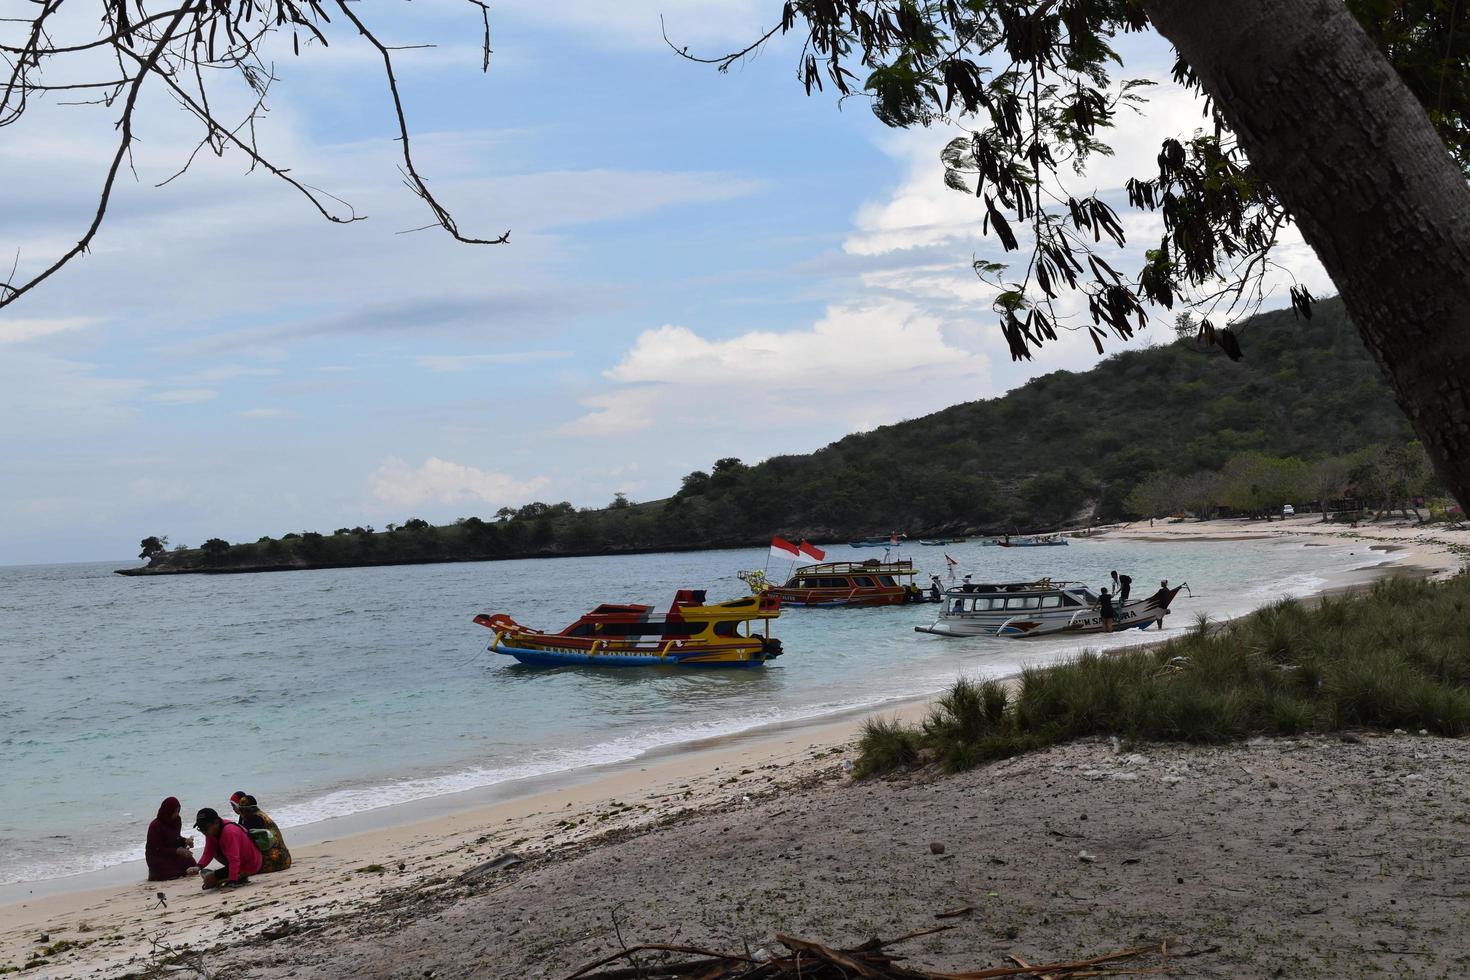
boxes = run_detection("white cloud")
[369,456,549,508]
[0,316,99,345]
[568,300,992,436]
[413,350,573,372]
[564,387,662,437]
[608,302,980,386]
[148,388,218,404]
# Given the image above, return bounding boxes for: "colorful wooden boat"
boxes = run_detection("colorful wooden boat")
[916,580,1182,637]
[473,590,782,668]
[919,538,967,545]
[765,559,921,607]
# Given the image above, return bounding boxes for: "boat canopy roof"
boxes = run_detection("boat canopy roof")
[797,559,916,577]
[945,579,1094,597]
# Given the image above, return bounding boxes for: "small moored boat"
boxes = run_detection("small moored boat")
[916,580,1182,637]
[473,590,782,667]
[766,559,921,607]
[919,538,967,546]
[978,535,1069,547]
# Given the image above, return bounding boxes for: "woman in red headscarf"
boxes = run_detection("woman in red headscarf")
[145,797,199,881]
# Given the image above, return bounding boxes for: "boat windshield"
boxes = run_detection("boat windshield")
[1072,588,1099,602]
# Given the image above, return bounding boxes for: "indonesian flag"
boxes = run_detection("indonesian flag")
[769,536,801,561]
[798,539,826,561]
[944,553,958,566]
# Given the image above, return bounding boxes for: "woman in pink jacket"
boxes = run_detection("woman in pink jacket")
[192,807,262,889]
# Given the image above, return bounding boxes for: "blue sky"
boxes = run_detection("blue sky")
[0,3,1331,564]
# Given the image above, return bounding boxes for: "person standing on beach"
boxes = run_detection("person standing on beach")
[1098,588,1116,633]
[1148,580,1172,629]
[193,807,261,890]
[145,797,199,881]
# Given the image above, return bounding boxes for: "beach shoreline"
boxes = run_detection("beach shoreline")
[4,518,1464,977]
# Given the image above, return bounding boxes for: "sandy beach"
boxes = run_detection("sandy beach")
[4,518,1466,978]
[1098,513,1470,580]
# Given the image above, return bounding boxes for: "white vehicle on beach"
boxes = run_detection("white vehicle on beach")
[915,579,1182,638]
[1282,504,1296,517]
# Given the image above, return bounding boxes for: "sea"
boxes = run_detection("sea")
[0,535,1397,893]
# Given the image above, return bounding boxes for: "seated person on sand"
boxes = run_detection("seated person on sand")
[193,807,262,890]
[145,797,200,881]
[230,791,293,873]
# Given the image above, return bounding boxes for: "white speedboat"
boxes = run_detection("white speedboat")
[915,580,1181,637]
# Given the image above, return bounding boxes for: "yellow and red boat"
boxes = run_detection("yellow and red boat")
[472,589,783,668]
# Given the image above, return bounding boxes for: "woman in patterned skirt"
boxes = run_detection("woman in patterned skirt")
[230,790,293,873]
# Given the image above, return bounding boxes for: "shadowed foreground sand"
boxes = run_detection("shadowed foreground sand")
[186,733,1470,979]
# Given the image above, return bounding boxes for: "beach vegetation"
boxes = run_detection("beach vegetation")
[857,575,1470,777]
[854,717,921,778]
[138,536,167,560]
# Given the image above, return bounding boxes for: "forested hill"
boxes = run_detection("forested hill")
[124,297,1414,575]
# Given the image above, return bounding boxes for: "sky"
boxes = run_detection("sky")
[0,2,1333,564]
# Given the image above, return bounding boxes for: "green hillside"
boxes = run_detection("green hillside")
[123,297,1420,575]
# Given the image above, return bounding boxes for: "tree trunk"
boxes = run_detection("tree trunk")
[1145,0,1470,511]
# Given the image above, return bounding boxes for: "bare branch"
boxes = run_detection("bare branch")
[332,0,508,245]
[0,0,508,312]
[663,15,783,72]
[1,2,197,310]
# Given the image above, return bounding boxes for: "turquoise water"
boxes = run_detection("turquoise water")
[0,536,1388,887]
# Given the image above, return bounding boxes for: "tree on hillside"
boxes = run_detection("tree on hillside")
[1311,456,1353,520]
[200,537,230,563]
[677,470,712,497]
[139,535,167,559]
[0,2,507,311]
[685,1,1470,508]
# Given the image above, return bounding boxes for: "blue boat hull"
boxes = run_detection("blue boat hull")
[495,645,769,668]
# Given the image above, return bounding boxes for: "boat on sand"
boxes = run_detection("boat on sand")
[916,580,1182,637]
[473,590,783,667]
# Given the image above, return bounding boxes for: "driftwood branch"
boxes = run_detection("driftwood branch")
[562,926,1179,980]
